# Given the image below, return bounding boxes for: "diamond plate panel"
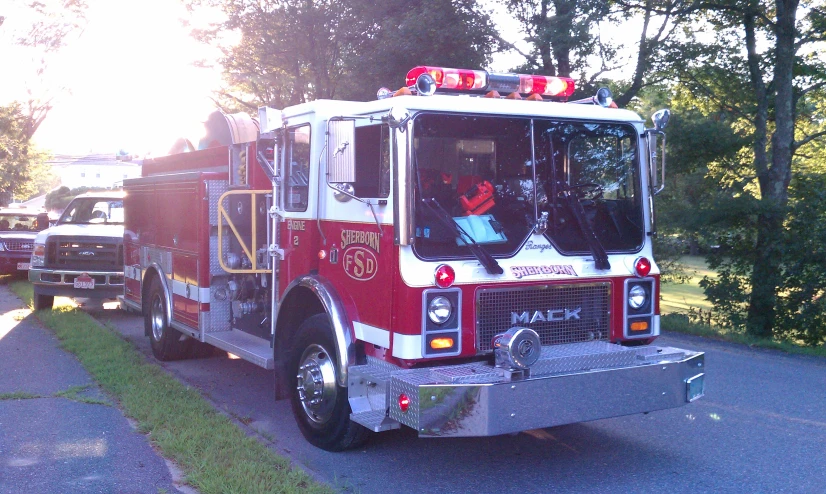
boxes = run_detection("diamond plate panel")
[207,180,228,226]
[205,285,231,333]
[476,283,611,352]
[209,232,230,276]
[530,341,638,376]
[389,373,422,429]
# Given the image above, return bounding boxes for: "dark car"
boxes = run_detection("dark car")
[0,207,51,275]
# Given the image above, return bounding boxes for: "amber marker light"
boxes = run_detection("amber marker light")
[399,394,410,412]
[630,321,649,332]
[430,337,454,350]
[318,250,327,260]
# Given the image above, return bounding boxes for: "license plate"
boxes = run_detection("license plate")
[17,262,30,270]
[74,274,95,289]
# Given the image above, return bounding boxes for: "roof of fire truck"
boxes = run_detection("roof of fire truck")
[268,66,646,130]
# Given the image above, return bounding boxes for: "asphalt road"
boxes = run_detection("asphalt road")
[93,307,826,494]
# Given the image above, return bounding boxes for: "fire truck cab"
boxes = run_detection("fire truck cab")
[122,67,704,451]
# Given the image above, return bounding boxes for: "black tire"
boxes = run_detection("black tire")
[289,314,370,451]
[33,291,54,311]
[146,277,189,361]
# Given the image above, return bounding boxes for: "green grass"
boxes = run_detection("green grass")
[659,257,826,358]
[660,255,715,314]
[0,391,40,400]
[10,281,332,494]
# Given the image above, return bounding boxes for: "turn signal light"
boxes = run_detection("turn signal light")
[430,337,454,350]
[630,321,649,332]
[399,394,410,413]
[634,257,652,277]
[434,264,455,288]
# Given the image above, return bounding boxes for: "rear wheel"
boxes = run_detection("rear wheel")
[289,314,370,451]
[146,277,189,361]
[33,290,54,311]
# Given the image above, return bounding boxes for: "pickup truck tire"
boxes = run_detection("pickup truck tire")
[289,314,370,451]
[33,291,54,311]
[146,277,189,361]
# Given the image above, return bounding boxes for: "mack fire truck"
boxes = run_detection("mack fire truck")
[121,66,705,451]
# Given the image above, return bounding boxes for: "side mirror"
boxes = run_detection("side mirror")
[327,119,356,183]
[36,212,50,231]
[652,109,670,130]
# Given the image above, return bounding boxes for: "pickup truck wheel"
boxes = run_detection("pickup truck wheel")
[146,277,187,361]
[289,314,370,451]
[33,291,54,311]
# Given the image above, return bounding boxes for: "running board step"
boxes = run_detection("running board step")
[350,410,400,432]
[204,330,273,369]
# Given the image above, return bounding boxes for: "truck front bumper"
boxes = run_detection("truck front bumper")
[351,341,704,437]
[29,268,124,299]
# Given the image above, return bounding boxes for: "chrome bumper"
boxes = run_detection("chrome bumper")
[350,341,704,437]
[29,267,124,297]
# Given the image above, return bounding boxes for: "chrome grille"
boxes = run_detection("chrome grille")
[46,236,122,270]
[2,240,34,251]
[476,283,611,352]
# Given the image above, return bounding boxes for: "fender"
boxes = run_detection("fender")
[278,274,355,388]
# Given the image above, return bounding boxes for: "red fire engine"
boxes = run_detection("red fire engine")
[122,66,705,451]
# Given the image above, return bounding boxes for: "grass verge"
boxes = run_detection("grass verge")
[10,281,331,494]
[661,313,826,358]
[660,256,826,358]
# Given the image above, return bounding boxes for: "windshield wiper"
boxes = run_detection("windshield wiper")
[559,184,611,270]
[421,198,503,275]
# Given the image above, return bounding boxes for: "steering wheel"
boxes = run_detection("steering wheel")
[564,182,604,201]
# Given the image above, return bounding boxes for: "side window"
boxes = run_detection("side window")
[354,125,390,198]
[285,125,311,212]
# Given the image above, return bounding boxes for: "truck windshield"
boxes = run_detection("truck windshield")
[59,198,125,225]
[411,113,643,260]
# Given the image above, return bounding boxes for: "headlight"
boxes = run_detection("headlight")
[31,243,45,267]
[628,284,647,309]
[427,296,452,325]
[0,243,5,251]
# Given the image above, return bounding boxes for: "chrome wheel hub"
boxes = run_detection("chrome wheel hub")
[295,344,337,424]
[150,294,165,341]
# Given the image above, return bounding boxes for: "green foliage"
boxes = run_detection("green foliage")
[773,173,826,346]
[44,185,106,211]
[0,103,54,204]
[193,0,498,110]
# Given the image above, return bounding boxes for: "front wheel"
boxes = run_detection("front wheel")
[146,277,190,361]
[289,314,370,451]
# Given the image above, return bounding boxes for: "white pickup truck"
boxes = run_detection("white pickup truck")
[29,191,125,310]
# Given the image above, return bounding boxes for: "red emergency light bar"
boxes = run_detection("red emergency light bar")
[406,66,576,100]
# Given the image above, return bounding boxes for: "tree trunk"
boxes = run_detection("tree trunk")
[744,0,798,338]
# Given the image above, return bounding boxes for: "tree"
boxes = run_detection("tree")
[5,0,88,140]
[670,1,826,338]
[187,0,499,110]
[0,103,53,204]
[499,0,691,104]
[0,1,87,202]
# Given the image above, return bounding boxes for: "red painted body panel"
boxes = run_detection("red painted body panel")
[314,222,395,336]
[124,167,228,331]
[172,253,199,326]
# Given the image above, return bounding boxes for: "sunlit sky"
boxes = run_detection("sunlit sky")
[0,1,631,157]
[1,0,223,156]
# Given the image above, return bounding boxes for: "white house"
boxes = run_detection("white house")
[47,154,142,190]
